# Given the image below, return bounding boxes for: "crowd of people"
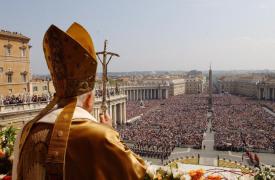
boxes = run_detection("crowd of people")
[1,88,122,106]
[0,94,50,105]
[130,144,174,160]
[118,95,208,157]
[120,93,275,159]
[212,95,275,152]
[126,100,162,119]
[260,100,275,112]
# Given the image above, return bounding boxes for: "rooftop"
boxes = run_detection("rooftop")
[0,29,30,41]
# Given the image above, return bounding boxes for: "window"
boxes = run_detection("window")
[21,48,26,57]
[20,47,26,57]
[43,86,48,91]
[21,71,28,82]
[0,67,3,73]
[21,74,27,82]
[4,44,12,56]
[33,86,38,91]
[23,88,27,92]
[8,89,12,94]
[22,74,27,82]
[7,74,12,83]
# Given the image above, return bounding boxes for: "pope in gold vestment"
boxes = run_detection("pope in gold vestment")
[12,23,147,180]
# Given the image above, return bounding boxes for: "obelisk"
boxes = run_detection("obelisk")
[208,65,213,111]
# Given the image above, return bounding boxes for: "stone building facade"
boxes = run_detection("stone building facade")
[169,79,186,96]
[121,83,170,101]
[257,78,275,100]
[121,76,207,101]
[30,79,55,97]
[185,77,206,94]
[218,74,275,100]
[0,30,31,96]
[218,80,258,98]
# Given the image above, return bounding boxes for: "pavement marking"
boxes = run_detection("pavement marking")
[228,151,242,158]
[171,148,191,154]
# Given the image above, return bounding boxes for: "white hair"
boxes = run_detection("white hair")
[76,90,94,107]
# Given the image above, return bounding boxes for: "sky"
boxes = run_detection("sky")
[1,0,275,74]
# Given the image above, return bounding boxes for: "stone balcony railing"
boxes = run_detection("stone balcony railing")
[0,101,49,114]
[0,94,127,114]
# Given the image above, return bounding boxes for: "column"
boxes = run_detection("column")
[109,104,112,120]
[96,108,98,119]
[143,89,145,100]
[120,103,123,124]
[122,102,126,124]
[112,105,117,127]
[118,103,122,125]
[156,89,159,99]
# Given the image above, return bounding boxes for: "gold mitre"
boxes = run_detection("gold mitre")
[43,22,97,98]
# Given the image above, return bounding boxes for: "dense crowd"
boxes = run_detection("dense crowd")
[260,100,275,112]
[130,144,175,160]
[126,100,162,119]
[1,88,122,106]
[212,95,275,152]
[118,95,208,158]
[121,93,275,159]
[0,95,49,105]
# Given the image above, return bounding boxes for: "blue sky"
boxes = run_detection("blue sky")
[1,0,275,74]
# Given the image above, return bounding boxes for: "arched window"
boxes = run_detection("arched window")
[21,71,28,82]
[6,70,13,83]
[20,45,27,57]
[4,43,12,56]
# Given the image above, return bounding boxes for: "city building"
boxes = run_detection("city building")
[257,76,275,100]
[217,73,275,100]
[29,79,54,97]
[185,77,206,94]
[218,74,262,98]
[169,79,186,96]
[0,30,31,96]
[121,83,170,101]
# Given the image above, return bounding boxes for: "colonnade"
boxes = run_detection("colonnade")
[258,87,275,100]
[92,96,127,126]
[124,88,168,101]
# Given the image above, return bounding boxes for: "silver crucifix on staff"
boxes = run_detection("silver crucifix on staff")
[96,40,120,115]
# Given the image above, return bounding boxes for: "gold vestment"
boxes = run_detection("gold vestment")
[16,109,146,180]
